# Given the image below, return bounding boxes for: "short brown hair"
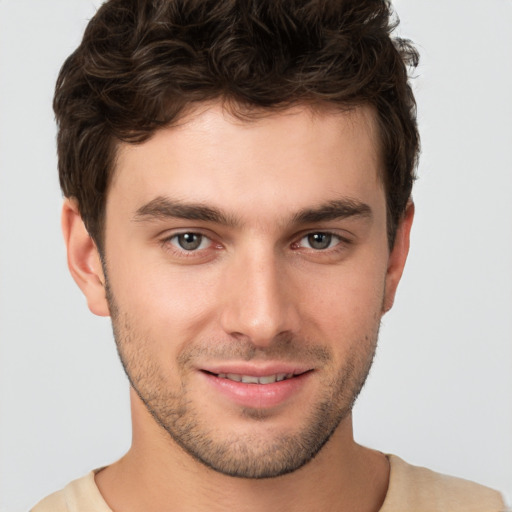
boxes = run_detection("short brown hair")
[54,0,419,250]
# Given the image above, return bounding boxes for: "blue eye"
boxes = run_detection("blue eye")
[170,233,211,251]
[299,233,339,250]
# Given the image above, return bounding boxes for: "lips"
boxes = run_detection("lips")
[199,366,313,409]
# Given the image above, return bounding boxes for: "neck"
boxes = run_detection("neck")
[95,390,389,512]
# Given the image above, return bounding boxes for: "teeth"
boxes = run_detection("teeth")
[259,375,277,384]
[241,375,260,384]
[216,373,295,384]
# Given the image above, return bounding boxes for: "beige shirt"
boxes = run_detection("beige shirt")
[31,454,506,512]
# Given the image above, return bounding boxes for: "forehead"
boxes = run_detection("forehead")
[109,102,384,225]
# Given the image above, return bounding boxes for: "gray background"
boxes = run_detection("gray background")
[0,1,511,510]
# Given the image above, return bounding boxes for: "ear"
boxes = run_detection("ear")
[382,201,414,313]
[61,198,110,317]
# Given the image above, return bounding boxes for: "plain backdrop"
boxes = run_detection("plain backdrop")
[0,1,511,510]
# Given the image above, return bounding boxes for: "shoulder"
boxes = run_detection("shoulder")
[380,454,506,512]
[31,471,112,512]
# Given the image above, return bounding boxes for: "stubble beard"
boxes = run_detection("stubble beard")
[106,283,379,479]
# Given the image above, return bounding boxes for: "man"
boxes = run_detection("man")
[32,0,506,510]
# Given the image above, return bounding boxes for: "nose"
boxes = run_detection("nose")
[219,246,300,347]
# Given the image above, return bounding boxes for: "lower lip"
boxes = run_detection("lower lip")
[200,371,312,409]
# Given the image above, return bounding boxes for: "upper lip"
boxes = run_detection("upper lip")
[199,362,313,377]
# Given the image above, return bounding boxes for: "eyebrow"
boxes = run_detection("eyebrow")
[291,198,372,224]
[133,196,372,226]
[133,196,239,226]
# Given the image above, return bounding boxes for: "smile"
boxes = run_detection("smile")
[201,368,313,409]
[215,373,295,384]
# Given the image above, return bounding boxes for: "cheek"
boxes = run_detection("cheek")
[109,259,221,346]
[297,257,387,341]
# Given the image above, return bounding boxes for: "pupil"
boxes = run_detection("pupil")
[179,233,202,250]
[308,233,331,250]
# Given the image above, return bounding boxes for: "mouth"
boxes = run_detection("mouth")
[203,371,302,385]
[199,367,313,409]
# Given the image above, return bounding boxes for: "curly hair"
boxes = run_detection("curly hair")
[54,0,419,250]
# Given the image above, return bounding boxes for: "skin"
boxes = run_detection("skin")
[63,102,413,512]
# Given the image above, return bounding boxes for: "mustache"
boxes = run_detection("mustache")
[177,332,332,367]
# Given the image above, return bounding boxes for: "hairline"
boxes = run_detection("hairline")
[87,98,399,254]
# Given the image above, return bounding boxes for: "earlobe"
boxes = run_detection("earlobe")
[61,199,110,317]
[382,201,414,314]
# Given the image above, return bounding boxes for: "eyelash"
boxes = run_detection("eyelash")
[161,231,217,258]
[160,230,352,259]
[294,232,347,251]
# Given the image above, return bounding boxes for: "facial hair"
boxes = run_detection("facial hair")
[105,279,379,479]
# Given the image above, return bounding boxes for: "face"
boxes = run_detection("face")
[69,103,411,478]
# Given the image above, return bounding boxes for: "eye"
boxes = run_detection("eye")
[298,232,340,250]
[169,232,211,251]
